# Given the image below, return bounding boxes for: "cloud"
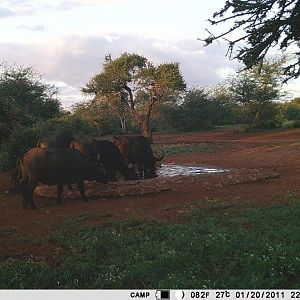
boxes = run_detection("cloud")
[0,34,239,106]
[1,0,53,17]
[57,0,112,10]
[17,24,46,31]
[1,1,40,17]
[67,0,112,4]
[0,7,15,18]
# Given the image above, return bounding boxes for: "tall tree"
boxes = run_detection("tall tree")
[0,64,61,142]
[202,0,300,81]
[228,59,285,130]
[72,95,129,135]
[83,53,186,141]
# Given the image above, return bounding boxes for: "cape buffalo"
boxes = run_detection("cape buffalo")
[113,135,164,179]
[70,137,138,181]
[8,159,22,193]
[37,133,75,190]
[18,147,109,209]
[37,133,75,149]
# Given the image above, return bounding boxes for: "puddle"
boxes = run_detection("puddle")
[157,164,229,177]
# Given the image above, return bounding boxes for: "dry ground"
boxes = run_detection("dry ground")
[1,128,300,261]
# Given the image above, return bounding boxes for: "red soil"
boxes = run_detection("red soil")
[1,128,300,261]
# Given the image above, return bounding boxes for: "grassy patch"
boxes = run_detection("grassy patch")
[58,211,113,228]
[0,226,16,237]
[153,143,222,156]
[0,201,299,289]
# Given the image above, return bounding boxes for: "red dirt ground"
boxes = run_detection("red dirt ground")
[1,128,300,261]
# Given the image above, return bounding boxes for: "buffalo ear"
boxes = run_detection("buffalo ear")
[70,140,76,149]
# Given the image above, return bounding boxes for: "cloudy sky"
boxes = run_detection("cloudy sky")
[1,0,299,107]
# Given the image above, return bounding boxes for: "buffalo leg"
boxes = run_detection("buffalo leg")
[21,190,28,209]
[121,166,138,180]
[19,178,29,208]
[136,164,144,179]
[56,183,64,205]
[144,161,156,179]
[109,171,116,182]
[25,182,37,209]
[20,181,36,208]
[77,181,88,202]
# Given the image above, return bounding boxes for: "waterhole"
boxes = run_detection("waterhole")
[157,164,229,177]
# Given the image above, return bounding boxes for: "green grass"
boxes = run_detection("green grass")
[0,201,300,289]
[153,143,222,156]
[0,226,16,237]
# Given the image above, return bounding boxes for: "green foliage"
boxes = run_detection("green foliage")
[281,120,300,129]
[228,60,285,131]
[72,98,130,135]
[0,64,61,142]
[163,88,240,131]
[83,53,186,139]
[279,98,300,121]
[0,114,94,171]
[153,143,221,155]
[84,53,148,95]
[0,201,299,288]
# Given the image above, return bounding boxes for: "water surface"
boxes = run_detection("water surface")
[157,164,229,177]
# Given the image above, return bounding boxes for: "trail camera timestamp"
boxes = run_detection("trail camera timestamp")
[187,290,300,300]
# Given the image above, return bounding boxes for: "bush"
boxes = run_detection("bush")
[0,126,45,170]
[281,120,300,129]
[0,115,95,171]
[0,64,61,142]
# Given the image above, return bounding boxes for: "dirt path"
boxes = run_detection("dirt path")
[1,128,300,260]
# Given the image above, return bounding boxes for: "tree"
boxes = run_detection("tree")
[279,97,300,120]
[163,88,226,131]
[203,0,300,80]
[83,53,186,141]
[228,60,284,130]
[0,64,61,142]
[209,84,243,125]
[72,98,126,135]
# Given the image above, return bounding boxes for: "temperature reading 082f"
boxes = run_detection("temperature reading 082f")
[191,291,210,298]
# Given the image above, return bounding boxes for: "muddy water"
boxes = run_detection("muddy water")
[157,164,229,177]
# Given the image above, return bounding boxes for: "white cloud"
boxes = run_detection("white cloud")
[216,67,236,79]
[56,0,113,10]
[283,78,300,99]
[1,33,298,107]
[0,34,240,107]
[66,0,112,4]
[17,24,46,31]
[0,7,15,18]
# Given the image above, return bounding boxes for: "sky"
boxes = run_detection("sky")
[0,0,299,107]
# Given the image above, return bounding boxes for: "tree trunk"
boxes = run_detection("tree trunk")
[141,115,153,143]
[119,114,127,134]
[141,95,157,143]
[123,84,154,142]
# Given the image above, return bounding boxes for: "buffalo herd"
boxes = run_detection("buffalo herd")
[11,133,164,209]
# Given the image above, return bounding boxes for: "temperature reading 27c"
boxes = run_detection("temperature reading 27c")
[216,291,231,298]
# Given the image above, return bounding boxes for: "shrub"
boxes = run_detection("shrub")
[0,115,95,171]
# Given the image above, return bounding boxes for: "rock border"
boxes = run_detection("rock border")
[34,168,280,199]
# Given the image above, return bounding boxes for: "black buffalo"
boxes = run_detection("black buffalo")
[37,133,75,190]
[37,133,75,149]
[113,135,164,179]
[18,147,109,209]
[8,159,22,193]
[70,137,138,181]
